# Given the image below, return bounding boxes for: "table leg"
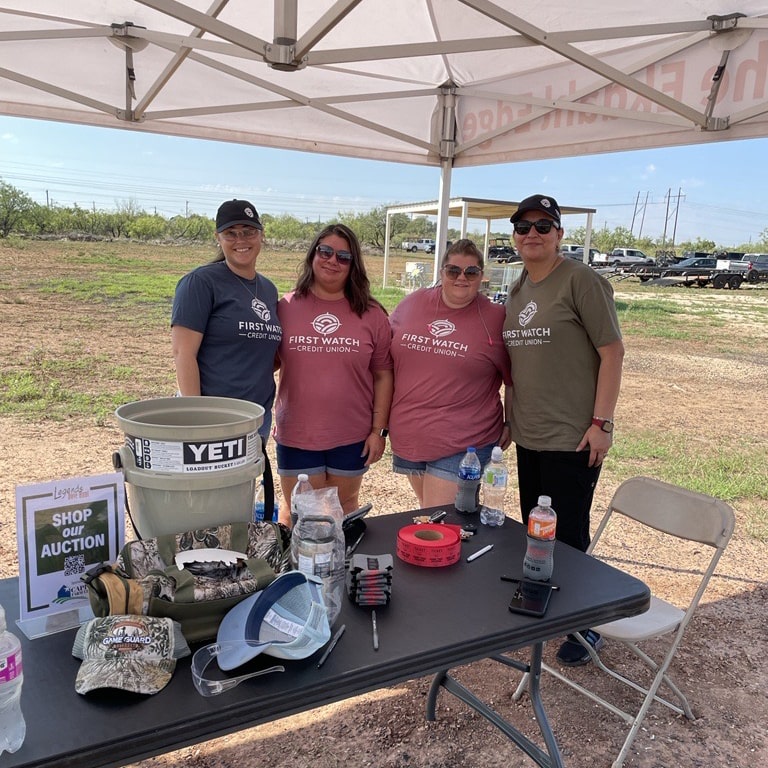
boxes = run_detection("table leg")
[425,643,564,768]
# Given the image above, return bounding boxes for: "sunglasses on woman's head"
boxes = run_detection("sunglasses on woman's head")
[315,244,353,264]
[513,219,560,235]
[442,265,483,280]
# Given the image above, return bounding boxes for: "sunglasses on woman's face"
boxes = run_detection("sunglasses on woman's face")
[315,244,353,264]
[442,264,483,280]
[513,219,560,235]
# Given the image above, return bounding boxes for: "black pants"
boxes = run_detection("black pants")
[515,445,602,553]
[261,442,275,519]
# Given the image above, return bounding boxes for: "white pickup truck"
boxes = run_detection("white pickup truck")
[716,253,768,283]
[593,247,654,267]
[401,238,436,253]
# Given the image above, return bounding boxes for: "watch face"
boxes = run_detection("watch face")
[601,421,614,433]
[379,428,389,438]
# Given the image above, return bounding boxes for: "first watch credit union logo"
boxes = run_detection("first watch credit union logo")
[312,312,341,336]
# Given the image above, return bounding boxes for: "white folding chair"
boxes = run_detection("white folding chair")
[513,476,735,768]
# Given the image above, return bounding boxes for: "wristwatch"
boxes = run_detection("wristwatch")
[374,428,389,438]
[591,417,614,434]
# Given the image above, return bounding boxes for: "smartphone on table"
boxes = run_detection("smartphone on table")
[507,579,555,617]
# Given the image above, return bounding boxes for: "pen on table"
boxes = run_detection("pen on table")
[466,544,493,562]
[371,610,379,651]
[316,623,346,668]
[500,575,560,590]
[345,530,366,558]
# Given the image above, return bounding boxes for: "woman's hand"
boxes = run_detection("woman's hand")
[362,432,386,467]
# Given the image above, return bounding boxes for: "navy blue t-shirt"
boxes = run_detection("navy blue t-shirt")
[171,261,282,436]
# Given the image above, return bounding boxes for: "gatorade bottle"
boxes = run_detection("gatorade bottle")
[522,495,557,581]
[455,447,482,513]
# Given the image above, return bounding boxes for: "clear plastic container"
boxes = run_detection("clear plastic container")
[480,446,507,526]
[0,604,25,756]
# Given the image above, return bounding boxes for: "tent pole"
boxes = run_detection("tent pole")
[435,83,457,282]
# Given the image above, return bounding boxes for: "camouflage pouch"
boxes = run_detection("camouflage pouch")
[84,521,291,643]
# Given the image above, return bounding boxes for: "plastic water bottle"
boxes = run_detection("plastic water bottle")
[0,604,25,756]
[480,446,507,526]
[290,473,313,528]
[522,495,557,581]
[253,479,266,522]
[455,447,482,513]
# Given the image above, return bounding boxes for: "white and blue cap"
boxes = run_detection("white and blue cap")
[191,571,331,696]
[216,570,330,668]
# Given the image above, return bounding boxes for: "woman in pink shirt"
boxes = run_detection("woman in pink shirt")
[389,239,512,508]
[274,224,393,524]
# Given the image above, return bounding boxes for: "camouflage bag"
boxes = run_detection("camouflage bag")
[83,521,291,643]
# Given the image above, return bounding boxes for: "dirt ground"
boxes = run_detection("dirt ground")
[1,246,767,767]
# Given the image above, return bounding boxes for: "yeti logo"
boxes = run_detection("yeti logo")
[312,312,341,336]
[518,301,537,327]
[428,319,456,338]
[250,298,271,322]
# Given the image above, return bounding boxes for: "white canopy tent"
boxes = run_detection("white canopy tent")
[2,1,768,247]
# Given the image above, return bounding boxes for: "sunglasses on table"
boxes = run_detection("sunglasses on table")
[442,264,483,280]
[315,244,353,264]
[513,219,560,235]
[219,228,261,241]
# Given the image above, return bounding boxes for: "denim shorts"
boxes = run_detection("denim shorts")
[276,440,369,478]
[393,445,495,483]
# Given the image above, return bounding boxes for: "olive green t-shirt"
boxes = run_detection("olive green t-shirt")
[503,259,621,451]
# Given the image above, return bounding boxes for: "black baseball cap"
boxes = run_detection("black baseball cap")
[215,200,263,232]
[510,194,562,226]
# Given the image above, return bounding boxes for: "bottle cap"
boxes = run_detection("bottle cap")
[538,495,552,506]
[467,446,476,453]
[298,473,309,482]
[491,446,503,461]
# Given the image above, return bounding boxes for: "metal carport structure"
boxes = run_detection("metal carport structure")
[383,197,597,285]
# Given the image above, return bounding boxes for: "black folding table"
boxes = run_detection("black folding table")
[4,507,649,768]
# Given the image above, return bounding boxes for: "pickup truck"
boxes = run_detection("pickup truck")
[401,238,436,253]
[716,253,768,283]
[593,247,654,267]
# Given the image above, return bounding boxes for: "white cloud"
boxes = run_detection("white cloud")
[1,132,19,144]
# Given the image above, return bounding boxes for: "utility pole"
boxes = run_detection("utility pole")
[630,191,641,236]
[638,191,649,238]
[661,188,669,249]
[670,187,685,247]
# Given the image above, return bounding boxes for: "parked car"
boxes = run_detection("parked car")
[401,238,436,253]
[488,237,518,262]
[561,245,601,264]
[661,256,717,276]
[594,248,654,266]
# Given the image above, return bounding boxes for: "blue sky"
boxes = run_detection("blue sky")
[2,114,766,248]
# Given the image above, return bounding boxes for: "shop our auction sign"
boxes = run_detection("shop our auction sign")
[15,473,125,638]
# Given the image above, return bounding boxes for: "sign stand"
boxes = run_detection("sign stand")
[15,472,125,639]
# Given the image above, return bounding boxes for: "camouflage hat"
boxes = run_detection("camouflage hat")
[72,615,190,695]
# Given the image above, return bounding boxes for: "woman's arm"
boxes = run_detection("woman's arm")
[171,325,204,395]
[577,338,625,465]
[362,368,394,466]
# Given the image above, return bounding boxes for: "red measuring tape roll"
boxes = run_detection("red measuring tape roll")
[396,524,462,567]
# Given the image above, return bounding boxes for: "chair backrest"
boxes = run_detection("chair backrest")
[594,476,735,551]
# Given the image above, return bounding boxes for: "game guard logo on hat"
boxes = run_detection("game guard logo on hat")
[191,571,331,696]
[216,199,264,232]
[510,194,562,226]
[72,615,191,695]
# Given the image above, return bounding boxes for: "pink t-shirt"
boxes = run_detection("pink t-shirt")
[389,287,511,462]
[275,291,393,450]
